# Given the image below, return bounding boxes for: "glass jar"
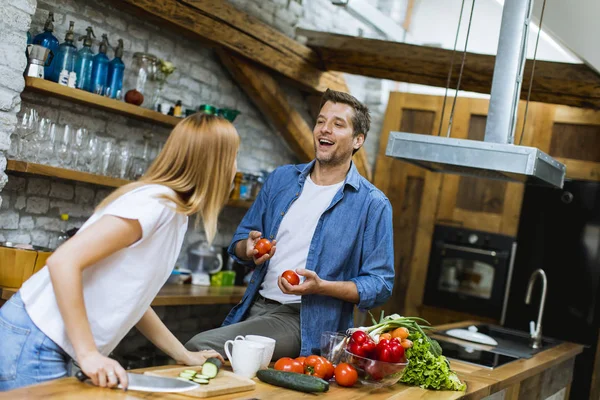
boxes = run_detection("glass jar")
[129,52,159,109]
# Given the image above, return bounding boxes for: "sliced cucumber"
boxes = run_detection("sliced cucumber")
[194,374,211,380]
[182,370,198,375]
[176,377,193,382]
[201,358,222,378]
[193,378,210,384]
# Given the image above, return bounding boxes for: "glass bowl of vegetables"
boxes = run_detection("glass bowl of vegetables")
[342,349,408,388]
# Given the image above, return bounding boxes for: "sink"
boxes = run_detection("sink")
[437,324,563,359]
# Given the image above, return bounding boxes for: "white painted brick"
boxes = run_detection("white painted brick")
[0,65,25,93]
[0,87,21,115]
[19,216,34,230]
[0,194,8,210]
[105,15,128,32]
[1,3,32,32]
[5,232,31,244]
[83,6,105,24]
[14,196,26,210]
[0,44,28,73]
[189,65,218,87]
[31,230,51,247]
[35,216,62,231]
[127,24,150,41]
[26,177,51,195]
[11,0,36,15]
[0,132,9,152]
[26,197,50,214]
[74,185,95,205]
[49,200,91,218]
[0,210,18,229]
[49,182,74,200]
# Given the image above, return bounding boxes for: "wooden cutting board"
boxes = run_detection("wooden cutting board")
[144,365,255,398]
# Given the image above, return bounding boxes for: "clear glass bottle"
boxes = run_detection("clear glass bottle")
[129,53,159,109]
[50,22,77,83]
[74,27,96,91]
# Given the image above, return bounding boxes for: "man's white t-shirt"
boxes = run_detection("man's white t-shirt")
[20,184,188,359]
[259,175,343,304]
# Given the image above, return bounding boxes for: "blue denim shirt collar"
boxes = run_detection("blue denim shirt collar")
[295,160,361,191]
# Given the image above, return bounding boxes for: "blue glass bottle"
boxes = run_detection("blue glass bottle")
[74,27,95,91]
[106,39,125,100]
[90,34,110,95]
[27,31,32,45]
[50,21,78,83]
[32,12,59,80]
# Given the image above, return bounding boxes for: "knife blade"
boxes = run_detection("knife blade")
[76,370,199,393]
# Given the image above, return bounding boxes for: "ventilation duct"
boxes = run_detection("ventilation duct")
[385,0,566,188]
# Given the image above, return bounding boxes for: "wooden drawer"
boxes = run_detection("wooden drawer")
[0,246,52,288]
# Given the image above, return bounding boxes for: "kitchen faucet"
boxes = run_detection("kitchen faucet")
[525,269,547,349]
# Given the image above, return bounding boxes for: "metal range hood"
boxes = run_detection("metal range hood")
[385,0,566,188]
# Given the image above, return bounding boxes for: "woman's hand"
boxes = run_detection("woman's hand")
[180,350,225,366]
[79,351,128,389]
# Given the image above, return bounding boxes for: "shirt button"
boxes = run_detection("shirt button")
[280,211,285,216]
[269,235,274,239]
[295,192,299,196]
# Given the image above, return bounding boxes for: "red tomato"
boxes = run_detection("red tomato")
[281,270,300,286]
[295,356,306,365]
[323,359,335,380]
[334,363,358,387]
[274,357,304,374]
[254,238,272,258]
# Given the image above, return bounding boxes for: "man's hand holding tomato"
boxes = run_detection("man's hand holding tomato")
[235,230,276,265]
[278,268,323,296]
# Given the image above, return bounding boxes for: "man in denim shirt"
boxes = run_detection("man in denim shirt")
[186,89,394,358]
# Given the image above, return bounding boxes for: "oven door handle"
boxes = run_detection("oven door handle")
[442,243,499,257]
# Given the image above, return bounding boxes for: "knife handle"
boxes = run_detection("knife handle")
[75,370,90,382]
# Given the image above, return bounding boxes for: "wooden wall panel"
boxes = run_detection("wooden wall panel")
[550,123,600,162]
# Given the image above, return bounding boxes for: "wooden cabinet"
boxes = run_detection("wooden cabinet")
[373,92,600,319]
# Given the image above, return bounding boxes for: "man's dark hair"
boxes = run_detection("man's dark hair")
[319,89,371,142]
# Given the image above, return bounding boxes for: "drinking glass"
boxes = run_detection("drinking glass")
[71,127,89,170]
[97,137,116,176]
[38,122,58,165]
[53,124,73,167]
[114,140,132,179]
[83,135,100,173]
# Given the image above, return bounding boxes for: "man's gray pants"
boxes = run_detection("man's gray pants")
[185,295,301,360]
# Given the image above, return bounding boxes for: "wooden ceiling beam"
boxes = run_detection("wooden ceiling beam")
[218,50,372,181]
[298,29,600,109]
[118,0,347,94]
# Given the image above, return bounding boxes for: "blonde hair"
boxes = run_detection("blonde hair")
[96,113,240,243]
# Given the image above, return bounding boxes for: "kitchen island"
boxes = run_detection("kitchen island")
[0,322,582,400]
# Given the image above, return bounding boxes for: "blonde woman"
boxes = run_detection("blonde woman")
[0,113,239,392]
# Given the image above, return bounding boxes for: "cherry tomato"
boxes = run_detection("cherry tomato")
[392,327,410,340]
[379,333,392,341]
[334,363,358,387]
[254,238,272,258]
[282,270,300,286]
[274,357,304,374]
[323,359,335,380]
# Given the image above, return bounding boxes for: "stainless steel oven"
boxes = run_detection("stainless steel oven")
[423,225,517,321]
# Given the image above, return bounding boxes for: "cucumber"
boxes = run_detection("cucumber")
[194,374,211,380]
[201,358,222,378]
[176,377,193,382]
[193,378,210,384]
[256,369,329,393]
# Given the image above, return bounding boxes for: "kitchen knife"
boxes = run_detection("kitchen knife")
[75,370,199,393]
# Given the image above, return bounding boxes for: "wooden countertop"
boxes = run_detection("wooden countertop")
[0,284,246,306]
[0,321,583,400]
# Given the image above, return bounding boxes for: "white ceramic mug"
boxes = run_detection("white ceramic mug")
[224,338,265,378]
[235,335,277,369]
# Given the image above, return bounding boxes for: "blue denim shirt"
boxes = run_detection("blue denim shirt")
[224,160,395,355]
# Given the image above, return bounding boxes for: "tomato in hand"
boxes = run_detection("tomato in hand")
[281,270,300,286]
[334,363,358,387]
[254,238,272,258]
[274,357,304,374]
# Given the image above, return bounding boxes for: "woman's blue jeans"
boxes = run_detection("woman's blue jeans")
[0,292,69,391]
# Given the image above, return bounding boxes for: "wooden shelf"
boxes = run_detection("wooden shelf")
[0,284,246,306]
[24,77,181,127]
[6,160,253,209]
